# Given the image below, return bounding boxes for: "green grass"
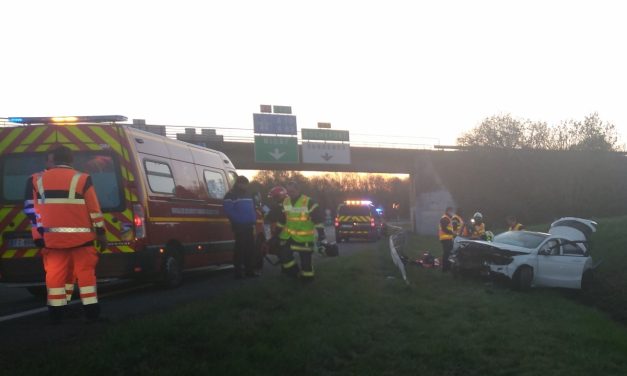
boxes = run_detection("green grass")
[7,219,627,376]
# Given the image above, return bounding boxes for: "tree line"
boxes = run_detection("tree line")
[250,170,410,219]
[457,112,622,151]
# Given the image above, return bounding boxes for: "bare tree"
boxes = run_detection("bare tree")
[458,112,622,151]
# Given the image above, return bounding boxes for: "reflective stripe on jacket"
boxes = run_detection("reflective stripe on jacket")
[33,166,105,249]
[438,214,454,241]
[279,195,317,244]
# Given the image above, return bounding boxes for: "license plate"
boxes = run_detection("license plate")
[8,238,35,248]
[341,225,352,229]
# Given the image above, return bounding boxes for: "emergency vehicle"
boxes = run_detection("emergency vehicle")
[0,115,256,293]
[334,200,385,242]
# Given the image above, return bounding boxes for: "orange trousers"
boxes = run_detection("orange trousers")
[42,246,99,307]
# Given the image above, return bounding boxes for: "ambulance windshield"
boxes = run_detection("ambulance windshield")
[1,151,123,211]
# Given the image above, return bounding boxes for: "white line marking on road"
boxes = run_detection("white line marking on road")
[0,283,152,323]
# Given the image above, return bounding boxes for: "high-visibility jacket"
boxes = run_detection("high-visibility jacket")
[471,222,486,239]
[438,214,454,241]
[451,214,464,235]
[279,194,317,244]
[32,166,105,249]
[509,223,524,231]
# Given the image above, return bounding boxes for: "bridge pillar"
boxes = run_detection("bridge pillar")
[411,152,456,236]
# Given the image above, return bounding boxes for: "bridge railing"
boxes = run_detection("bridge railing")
[161,124,440,150]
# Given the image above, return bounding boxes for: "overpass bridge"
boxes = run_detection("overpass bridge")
[128,123,627,236]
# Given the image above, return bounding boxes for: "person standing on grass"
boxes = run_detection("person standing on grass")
[223,175,258,279]
[439,206,456,272]
[277,181,326,282]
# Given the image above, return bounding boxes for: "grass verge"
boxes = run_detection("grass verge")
[7,227,627,376]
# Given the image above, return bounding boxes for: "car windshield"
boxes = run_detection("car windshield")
[493,231,548,249]
[338,205,371,216]
[1,151,123,211]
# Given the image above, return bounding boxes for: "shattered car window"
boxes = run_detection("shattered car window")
[493,231,548,249]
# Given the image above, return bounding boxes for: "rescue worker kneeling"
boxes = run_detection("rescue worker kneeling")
[277,181,326,281]
[30,146,107,323]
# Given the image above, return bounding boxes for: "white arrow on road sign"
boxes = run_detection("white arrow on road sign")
[269,148,286,160]
[302,142,350,164]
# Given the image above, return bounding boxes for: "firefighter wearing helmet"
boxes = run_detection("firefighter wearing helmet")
[470,212,486,240]
[264,186,288,234]
[275,181,326,281]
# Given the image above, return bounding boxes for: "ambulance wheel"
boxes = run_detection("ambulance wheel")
[26,286,47,298]
[160,248,183,288]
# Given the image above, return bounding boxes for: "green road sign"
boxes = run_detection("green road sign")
[272,105,292,114]
[301,128,350,142]
[254,135,299,163]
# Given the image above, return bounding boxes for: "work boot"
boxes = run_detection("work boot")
[281,264,299,279]
[47,306,66,325]
[83,303,110,324]
[83,303,101,319]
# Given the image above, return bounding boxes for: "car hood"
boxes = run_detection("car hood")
[455,239,531,256]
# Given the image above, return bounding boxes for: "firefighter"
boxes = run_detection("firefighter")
[506,215,525,231]
[452,209,464,236]
[31,146,107,323]
[470,212,487,240]
[24,152,77,302]
[223,176,258,279]
[439,206,456,272]
[277,181,326,282]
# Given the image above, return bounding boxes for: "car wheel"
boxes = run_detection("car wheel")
[581,270,594,291]
[159,248,183,288]
[512,266,533,291]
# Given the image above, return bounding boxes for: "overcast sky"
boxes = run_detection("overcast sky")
[2,0,626,147]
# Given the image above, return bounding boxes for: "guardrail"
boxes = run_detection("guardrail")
[387,224,409,285]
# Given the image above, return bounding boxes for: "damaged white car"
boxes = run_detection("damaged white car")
[450,217,598,290]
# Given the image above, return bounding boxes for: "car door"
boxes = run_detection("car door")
[554,240,588,288]
[535,239,562,287]
[535,238,586,288]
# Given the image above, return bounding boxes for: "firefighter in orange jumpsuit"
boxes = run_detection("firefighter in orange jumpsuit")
[30,146,108,323]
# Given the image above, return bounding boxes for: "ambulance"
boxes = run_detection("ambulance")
[334,200,385,242]
[0,115,254,293]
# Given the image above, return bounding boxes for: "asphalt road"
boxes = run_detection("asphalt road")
[0,238,374,356]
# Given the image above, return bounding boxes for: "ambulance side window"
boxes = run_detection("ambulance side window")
[226,171,238,189]
[203,170,227,199]
[145,160,176,194]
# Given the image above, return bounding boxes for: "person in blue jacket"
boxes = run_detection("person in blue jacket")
[223,176,258,278]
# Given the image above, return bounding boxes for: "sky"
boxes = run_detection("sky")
[2,0,627,148]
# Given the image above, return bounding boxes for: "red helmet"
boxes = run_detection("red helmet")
[268,186,287,201]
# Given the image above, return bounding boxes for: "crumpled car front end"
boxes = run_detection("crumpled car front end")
[450,239,528,277]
